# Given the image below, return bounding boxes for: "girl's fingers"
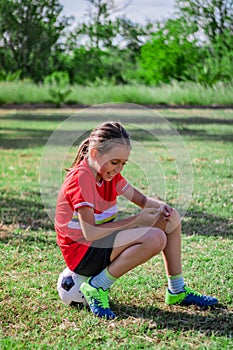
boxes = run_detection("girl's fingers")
[163,205,173,218]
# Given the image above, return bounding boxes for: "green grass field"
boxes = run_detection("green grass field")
[0,107,233,349]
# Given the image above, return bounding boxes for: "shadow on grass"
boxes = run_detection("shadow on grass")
[1,112,233,124]
[0,125,232,149]
[0,226,56,247]
[0,128,53,149]
[0,109,233,149]
[182,209,232,237]
[0,192,54,231]
[112,302,232,338]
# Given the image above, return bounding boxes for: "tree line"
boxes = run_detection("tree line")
[0,0,232,86]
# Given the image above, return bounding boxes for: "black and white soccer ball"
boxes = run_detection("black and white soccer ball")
[57,267,88,306]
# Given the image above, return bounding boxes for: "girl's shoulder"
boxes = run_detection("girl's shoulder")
[67,158,90,176]
[64,159,94,187]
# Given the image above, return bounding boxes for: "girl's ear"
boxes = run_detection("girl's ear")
[89,148,99,160]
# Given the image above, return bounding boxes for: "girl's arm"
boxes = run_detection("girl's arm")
[123,185,161,208]
[78,205,160,242]
[123,185,172,216]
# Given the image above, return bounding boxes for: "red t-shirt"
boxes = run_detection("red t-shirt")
[55,158,129,271]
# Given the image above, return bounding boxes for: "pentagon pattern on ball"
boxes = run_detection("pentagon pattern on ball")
[57,267,88,306]
[61,275,75,291]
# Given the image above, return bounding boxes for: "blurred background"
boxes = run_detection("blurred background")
[0,0,232,96]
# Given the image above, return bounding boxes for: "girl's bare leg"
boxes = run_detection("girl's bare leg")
[108,208,182,278]
[152,208,182,276]
[152,208,218,306]
[162,222,182,276]
[108,227,167,278]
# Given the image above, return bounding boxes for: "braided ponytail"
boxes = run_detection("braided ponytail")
[71,138,90,167]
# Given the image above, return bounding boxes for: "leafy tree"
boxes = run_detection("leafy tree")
[67,0,149,84]
[0,0,72,82]
[175,0,233,47]
[70,0,119,50]
[137,19,200,85]
[174,0,233,84]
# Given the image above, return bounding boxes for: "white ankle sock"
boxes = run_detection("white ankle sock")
[168,274,185,294]
[90,267,117,291]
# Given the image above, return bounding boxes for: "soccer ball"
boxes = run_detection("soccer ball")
[57,267,88,306]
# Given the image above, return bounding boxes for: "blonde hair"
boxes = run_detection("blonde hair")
[71,121,130,168]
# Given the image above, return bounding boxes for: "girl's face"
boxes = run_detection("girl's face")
[90,144,130,181]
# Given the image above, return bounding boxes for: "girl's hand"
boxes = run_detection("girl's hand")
[135,207,162,227]
[161,204,173,220]
[144,197,173,221]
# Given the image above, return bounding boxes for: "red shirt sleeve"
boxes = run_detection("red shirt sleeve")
[115,173,130,195]
[64,167,95,210]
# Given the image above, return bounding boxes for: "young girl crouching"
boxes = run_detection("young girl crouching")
[55,121,218,319]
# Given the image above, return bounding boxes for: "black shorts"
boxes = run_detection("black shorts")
[73,231,119,277]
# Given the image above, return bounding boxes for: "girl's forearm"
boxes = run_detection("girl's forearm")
[80,214,140,242]
[123,185,162,209]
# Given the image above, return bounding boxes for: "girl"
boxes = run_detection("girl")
[55,121,218,319]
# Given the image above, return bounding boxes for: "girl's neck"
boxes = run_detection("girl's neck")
[86,157,102,182]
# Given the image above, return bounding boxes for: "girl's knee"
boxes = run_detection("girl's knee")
[146,228,167,252]
[166,208,181,234]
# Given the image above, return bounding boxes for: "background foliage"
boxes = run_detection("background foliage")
[0,0,232,87]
